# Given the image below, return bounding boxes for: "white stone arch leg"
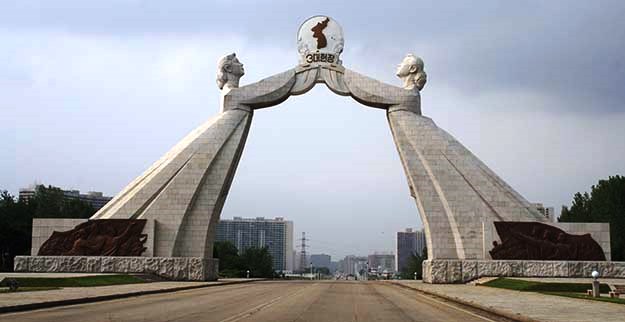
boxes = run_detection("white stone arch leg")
[388,110,463,259]
[386,109,546,260]
[92,109,253,258]
[172,110,253,258]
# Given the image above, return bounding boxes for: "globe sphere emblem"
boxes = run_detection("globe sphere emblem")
[297,16,344,65]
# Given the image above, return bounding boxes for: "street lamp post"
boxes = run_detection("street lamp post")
[591,270,600,297]
[310,262,313,280]
[246,270,250,279]
[414,272,417,280]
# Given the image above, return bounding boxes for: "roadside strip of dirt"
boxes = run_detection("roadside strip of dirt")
[0,278,263,314]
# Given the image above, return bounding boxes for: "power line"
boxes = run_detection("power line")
[297,232,309,271]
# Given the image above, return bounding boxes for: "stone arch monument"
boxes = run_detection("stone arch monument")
[19,16,618,283]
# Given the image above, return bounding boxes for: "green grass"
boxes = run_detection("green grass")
[481,278,624,305]
[0,275,146,288]
[482,277,611,293]
[543,292,625,305]
[0,287,60,293]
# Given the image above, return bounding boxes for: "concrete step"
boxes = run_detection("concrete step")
[468,276,498,285]
[613,284,625,293]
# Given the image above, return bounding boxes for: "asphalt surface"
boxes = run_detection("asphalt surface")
[0,281,513,322]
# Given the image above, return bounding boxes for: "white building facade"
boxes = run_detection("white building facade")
[215,217,294,272]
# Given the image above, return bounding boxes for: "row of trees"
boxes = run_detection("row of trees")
[559,175,625,261]
[0,186,96,271]
[314,266,331,276]
[213,241,274,278]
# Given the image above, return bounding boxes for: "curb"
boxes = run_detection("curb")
[389,282,541,322]
[0,279,264,315]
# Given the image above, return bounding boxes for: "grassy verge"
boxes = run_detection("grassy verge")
[481,278,623,305]
[0,287,60,293]
[543,291,625,305]
[482,277,611,293]
[0,275,146,288]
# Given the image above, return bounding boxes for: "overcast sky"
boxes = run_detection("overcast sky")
[2,1,625,260]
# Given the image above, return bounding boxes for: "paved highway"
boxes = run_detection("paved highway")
[2,281,512,322]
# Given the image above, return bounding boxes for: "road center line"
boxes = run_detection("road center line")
[217,283,317,322]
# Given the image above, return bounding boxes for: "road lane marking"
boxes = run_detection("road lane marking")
[365,282,415,322]
[381,283,499,322]
[216,283,317,322]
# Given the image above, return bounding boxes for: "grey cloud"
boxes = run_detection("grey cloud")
[4,0,625,103]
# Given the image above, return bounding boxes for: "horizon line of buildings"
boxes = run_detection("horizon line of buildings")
[18,184,113,211]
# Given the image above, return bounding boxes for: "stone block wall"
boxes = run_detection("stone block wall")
[423,259,625,283]
[14,256,218,281]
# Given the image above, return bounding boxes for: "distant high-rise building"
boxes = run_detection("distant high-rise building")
[310,254,331,270]
[19,184,112,211]
[215,217,294,272]
[329,261,339,273]
[336,258,345,273]
[415,229,426,256]
[368,252,395,273]
[341,255,368,276]
[395,228,426,272]
[531,203,556,222]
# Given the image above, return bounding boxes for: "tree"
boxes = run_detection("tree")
[559,192,592,222]
[212,242,275,278]
[239,247,274,278]
[0,186,97,271]
[213,241,240,272]
[32,185,65,218]
[30,185,95,219]
[400,247,427,280]
[559,175,625,261]
[316,267,331,276]
[0,191,34,271]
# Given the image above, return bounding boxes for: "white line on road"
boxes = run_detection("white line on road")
[217,283,317,322]
[383,283,499,322]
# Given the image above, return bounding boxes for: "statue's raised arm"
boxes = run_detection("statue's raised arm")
[218,53,296,112]
[343,53,426,114]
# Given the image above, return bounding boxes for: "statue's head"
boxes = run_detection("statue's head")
[216,53,245,90]
[396,54,427,91]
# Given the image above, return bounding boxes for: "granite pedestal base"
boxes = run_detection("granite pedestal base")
[14,256,219,281]
[423,259,625,284]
